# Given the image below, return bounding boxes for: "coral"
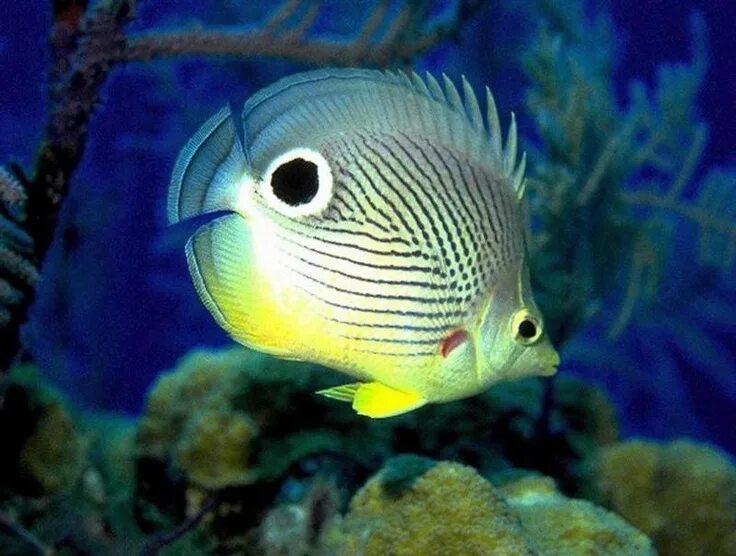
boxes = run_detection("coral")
[0,367,216,554]
[136,347,358,492]
[176,409,256,489]
[321,457,534,555]
[500,475,654,556]
[321,457,654,555]
[18,403,85,494]
[392,371,619,491]
[134,346,387,549]
[0,0,134,372]
[590,439,736,556]
[120,0,489,67]
[259,477,342,556]
[136,345,620,507]
[0,166,36,348]
[0,365,85,497]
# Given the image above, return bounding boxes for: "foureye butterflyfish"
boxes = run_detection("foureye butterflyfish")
[168,68,559,418]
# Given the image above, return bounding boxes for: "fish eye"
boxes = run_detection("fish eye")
[511,309,542,345]
[261,147,333,217]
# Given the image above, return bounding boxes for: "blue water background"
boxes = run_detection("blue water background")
[0,1,734,452]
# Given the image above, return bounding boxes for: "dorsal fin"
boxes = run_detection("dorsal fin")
[240,69,526,199]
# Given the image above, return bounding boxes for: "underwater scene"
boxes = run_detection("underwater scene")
[1,0,735,554]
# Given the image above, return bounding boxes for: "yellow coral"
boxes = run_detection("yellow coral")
[176,409,256,489]
[137,349,246,460]
[323,459,534,556]
[592,439,736,556]
[19,403,85,493]
[137,348,259,488]
[322,459,656,556]
[501,475,654,556]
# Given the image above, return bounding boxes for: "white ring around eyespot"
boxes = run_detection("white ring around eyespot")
[259,147,333,218]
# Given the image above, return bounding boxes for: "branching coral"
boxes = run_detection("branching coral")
[0,0,487,375]
[522,2,735,344]
[119,0,488,67]
[0,167,37,349]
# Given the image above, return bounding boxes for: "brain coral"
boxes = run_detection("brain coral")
[321,456,534,555]
[500,475,654,556]
[137,349,258,488]
[321,456,654,556]
[591,439,736,556]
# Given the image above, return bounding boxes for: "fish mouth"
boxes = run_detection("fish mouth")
[542,363,559,377]
[539,350,561,377]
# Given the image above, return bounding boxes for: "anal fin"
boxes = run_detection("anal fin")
[317,382,426,418]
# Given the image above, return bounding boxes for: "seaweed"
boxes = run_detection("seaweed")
[0,0,487,375]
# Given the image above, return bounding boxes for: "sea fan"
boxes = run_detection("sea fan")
[694,168,736,268]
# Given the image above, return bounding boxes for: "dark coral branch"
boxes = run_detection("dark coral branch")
[138,496,217,556]
[29,0,134,256]
[0,512,54,556]
[118,0,487,67]
[0,0,135,373]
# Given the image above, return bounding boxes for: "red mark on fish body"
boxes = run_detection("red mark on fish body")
[440,329,468,358]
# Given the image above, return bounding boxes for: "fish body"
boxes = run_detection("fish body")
[169,69,559,418]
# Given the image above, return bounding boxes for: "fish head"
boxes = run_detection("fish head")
[472,259,559,388]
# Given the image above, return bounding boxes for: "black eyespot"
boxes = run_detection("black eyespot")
[518,319,537,340]
[271,158,319,206]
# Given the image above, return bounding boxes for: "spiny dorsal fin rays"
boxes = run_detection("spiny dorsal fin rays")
[504,112,518,178]
[425,71,445,102]
[441,73,471,154]
[442,73,463,113]
[432,71,525,201]
[485,86,503,171]
[513,152,527,201]
[461,75,483,131]
[410,71,431,97]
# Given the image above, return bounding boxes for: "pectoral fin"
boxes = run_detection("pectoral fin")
[317,382,426,418]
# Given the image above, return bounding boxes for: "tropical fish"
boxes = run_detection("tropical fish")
[168,68,559,418]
